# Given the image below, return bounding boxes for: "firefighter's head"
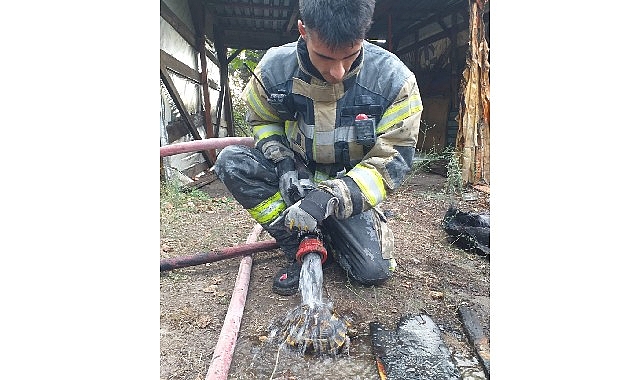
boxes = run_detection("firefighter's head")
[297,0,374,84]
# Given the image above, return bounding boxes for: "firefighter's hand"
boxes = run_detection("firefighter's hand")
[275,156,303,206]
[279,170,305,206]
[276,156,316,206]
[272,189,336,232]
[282,199,319,232]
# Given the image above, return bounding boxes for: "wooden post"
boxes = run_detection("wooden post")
[456,0,490,185]
[189,0,217,162]
[199,38,216,161]
[211,22,235,138]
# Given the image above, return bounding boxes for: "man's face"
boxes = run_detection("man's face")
[299,21,363,84]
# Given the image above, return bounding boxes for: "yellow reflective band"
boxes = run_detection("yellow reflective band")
[346,163,387,206]
[376,94,424,134]
[246,82,279,121]
[248,191,287,224]
[253,123,285,142]
[284,120,296,139]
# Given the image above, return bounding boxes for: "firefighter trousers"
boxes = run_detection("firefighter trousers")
[213,144,394,285]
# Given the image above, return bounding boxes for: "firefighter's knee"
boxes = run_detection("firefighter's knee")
[346,256,392,286]
[213,145,246,179]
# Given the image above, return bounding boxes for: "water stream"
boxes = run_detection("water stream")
[270,252,351,356]
[229,251,381,378]
[299,251,324,308]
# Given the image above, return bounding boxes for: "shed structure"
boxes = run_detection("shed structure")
[160,0,490,185]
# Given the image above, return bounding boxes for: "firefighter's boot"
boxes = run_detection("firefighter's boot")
[262,223,302,296]
[272,260,303,296]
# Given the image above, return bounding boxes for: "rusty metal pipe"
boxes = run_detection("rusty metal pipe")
[160,137,254,157]
[160,239,278,271]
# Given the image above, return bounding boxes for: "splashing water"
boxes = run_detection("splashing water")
[272,252,351,356]
[299,252,324,308]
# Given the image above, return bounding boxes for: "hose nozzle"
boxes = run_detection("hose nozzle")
[295,234,328,264]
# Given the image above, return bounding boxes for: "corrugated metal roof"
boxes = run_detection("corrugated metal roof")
[202,0,473,51]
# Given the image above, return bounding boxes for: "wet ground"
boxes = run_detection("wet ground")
[227,321,486,379]
[160,171,490,379]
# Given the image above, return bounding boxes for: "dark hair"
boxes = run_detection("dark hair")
[299,0,375,49]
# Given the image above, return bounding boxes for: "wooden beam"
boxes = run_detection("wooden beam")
[205,45,220,68]
[160,49,219,90]
[284,2,299,34]
[212,2,294,12]
[395,19,468,56]
[217,25,290,33]
[224,41,287,50]
[227,49,242,62]
[161,1,220,69]
[391,2,467,52]
[200,47,217,162]
[217,29,298,49]
[202,7,221,68]
[458,306,490,378]
[215,15,290,22]
[160,64,215,167]
[189,0,216,162]
[211,18,233,137]
[160,0,197,48]
[215,83,225,138]
[222,71,234,137]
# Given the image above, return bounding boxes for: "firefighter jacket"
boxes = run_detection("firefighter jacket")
[242,37,423,220]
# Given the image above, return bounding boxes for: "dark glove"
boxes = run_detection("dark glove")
[277,157,303,206]
[262,141,316,206]
[278,189,336,232]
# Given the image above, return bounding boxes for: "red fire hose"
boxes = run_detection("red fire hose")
[160,134,266,378]
[205,224,266,380]
[160,136,254,157]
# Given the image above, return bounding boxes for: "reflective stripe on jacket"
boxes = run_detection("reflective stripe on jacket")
[242,38,423,217]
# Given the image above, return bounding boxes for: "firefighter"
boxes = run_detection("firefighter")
[213,0,423,296]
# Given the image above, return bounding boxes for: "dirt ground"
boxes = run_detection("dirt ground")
[160,169,490,380]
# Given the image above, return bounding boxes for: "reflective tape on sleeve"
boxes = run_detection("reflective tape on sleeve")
[245,82,279,122]
[376,94,423,134]
[253,123,285,142]
[346,163,387,206]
